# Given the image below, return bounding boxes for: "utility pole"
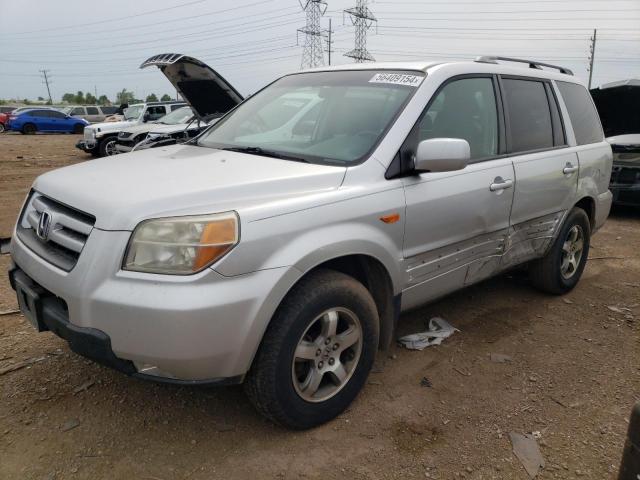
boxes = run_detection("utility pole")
[298,0,327,69]
[94,85,98,101]
[39,69,52,104]
[587,28,597,89]
[344,0,377,63]
[327,18,333,66]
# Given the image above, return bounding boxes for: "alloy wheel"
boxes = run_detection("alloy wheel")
[291,308,363,403]
[560,225,584,279]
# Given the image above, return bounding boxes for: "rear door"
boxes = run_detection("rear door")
[401,75,515,309]
[499,76,576,266]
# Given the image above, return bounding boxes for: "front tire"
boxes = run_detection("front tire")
[245,269,379,429]
[529,207,591,294]
[98,137,117,157]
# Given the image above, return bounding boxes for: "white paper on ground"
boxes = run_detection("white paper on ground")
[397,317,459,350]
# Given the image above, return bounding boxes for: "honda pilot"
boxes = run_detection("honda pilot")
[9,55,612,429]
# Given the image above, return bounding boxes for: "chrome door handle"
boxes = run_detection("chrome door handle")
[563,165,579,174]
[489,179,513,192]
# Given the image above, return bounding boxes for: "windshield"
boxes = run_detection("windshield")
[124,105,144,120]
[156,106,194,125]
[198,70,424,164]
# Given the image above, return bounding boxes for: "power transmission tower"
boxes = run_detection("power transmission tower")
[344,0,377,63]
[298,0,327,69]
[587,29,597,89]
[39,69,52,104]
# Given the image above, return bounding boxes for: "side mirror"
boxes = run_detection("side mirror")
[414,138,470,173]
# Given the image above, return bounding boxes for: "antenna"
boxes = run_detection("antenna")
[344,0,377,63]
[298,0,327,69]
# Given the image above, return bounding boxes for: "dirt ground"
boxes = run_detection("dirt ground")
[0,133,638,480]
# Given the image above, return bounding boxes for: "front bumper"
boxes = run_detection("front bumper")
[610,183,640,206]
[9,228,297,382]
[76,139,97,152]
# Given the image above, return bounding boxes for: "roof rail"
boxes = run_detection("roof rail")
[475,56,573,76]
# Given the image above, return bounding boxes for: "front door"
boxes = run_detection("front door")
[401,76,515,310]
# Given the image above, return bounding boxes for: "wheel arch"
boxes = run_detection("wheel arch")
[574,196,596,230]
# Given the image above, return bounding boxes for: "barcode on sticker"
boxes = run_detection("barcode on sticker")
[369,73,423,87]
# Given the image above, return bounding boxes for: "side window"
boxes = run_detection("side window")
[417,77,498,160]
[33,110,50,117]
[101,106,117,114]
[49,111,66,119]
[502,79,553,153]
[146,106,166,120]
[556,81,603,145]
[170,104,184,111]
[86,107,99,115]
[71,107,85,116]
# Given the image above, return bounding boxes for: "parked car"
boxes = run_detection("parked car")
[76,100,187,156]
[607,134,640,206]
[114,54,245,153]
[6,108,89,134]
[9,56,612,429]
[115,106,196,153]
[62,105,120,123]
[0,107,16,132]
[591,79,640,206]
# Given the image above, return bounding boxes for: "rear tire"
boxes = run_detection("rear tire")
[73,123,85,134]
[98,137,117,157]
[0,123,5,133]
[245,269,379,429]
[529,207,591,295]
[22,123,36,135]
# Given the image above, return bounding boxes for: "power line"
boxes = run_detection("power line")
[344,0,377,62]
[298,0,327,69]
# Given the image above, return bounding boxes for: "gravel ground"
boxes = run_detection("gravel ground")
[0,133,639,480]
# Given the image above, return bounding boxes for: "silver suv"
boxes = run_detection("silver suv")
[8,56,612,429]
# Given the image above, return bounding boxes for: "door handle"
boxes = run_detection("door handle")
[563,164,579,174]
[489,178,513,192]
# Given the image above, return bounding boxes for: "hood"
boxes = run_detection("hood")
[607,134,640,147]
[140,53,243,121]
[87,119,137,133]
[608,134,640,166]
[33,144,346,231]
[119,123,167,136]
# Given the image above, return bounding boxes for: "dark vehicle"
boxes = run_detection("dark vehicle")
[591,79,640,206]
[7,108,89,134]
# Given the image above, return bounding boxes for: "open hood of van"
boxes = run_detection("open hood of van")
[141,53,243,121]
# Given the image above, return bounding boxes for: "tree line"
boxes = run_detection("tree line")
[60,88,174,105]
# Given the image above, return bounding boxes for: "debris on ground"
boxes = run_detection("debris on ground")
[397,317,458,350]
[61,418,81,432]
[607,305,632,314]
[489,353,513,363]
[509,432,545,478]
[0,309,20,316]
[73,380,95,395]
[0,356,46,376]
[420,377,432,388]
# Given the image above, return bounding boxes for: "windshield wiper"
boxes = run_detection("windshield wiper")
[221,146,308,163]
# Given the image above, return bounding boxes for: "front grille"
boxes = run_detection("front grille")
[83,128,95,141]
[610,165,640,186]
[16,192,95,271]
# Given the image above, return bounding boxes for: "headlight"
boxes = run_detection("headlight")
[123,212,239,275]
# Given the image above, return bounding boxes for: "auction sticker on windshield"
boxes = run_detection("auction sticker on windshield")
[369,73,424,87]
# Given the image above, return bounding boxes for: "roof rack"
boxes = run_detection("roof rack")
[475,56,573,76]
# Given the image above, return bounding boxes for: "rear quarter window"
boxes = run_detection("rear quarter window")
[557,81,604,146]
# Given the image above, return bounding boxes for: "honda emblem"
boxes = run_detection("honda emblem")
[36,211,52,240]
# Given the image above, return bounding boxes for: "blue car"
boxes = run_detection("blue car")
[7,108,89,134]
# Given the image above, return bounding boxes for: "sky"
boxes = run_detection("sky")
[0,0,638,102]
